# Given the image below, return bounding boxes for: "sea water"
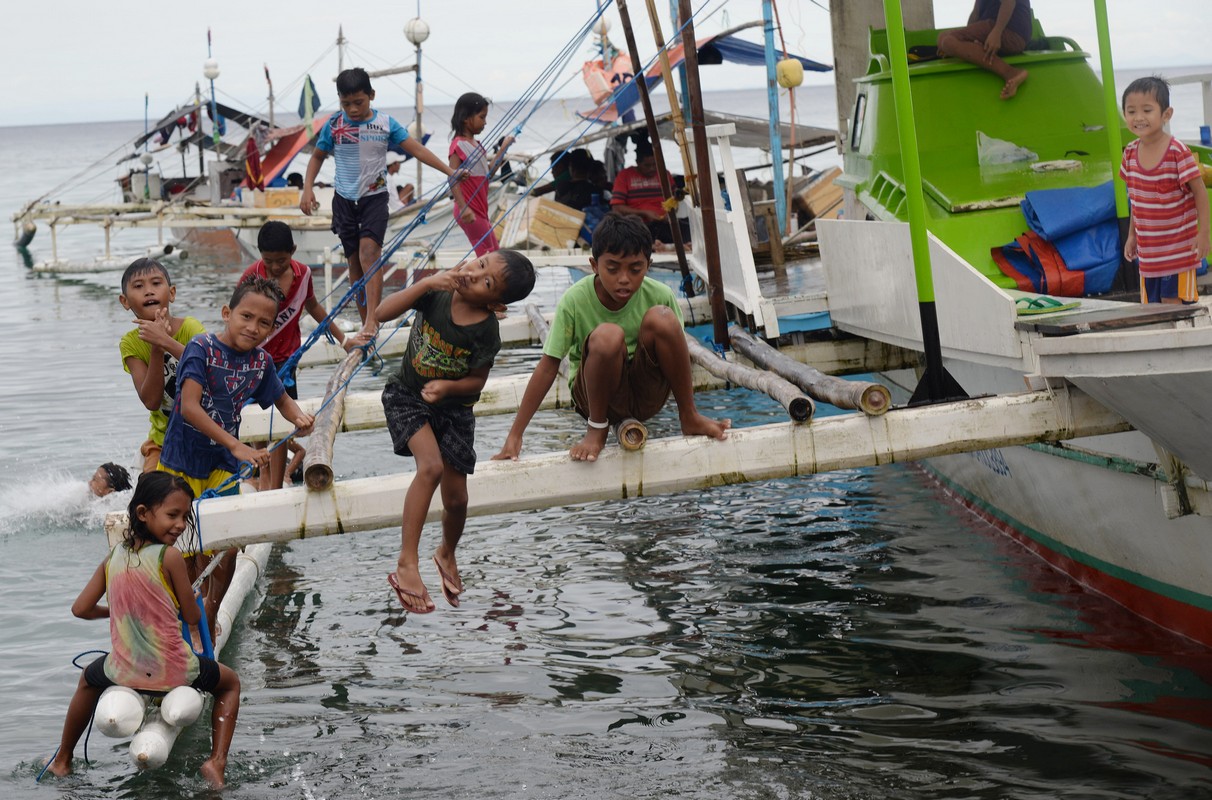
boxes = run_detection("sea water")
[4,83,1212,799]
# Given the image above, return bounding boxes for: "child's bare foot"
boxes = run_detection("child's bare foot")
[1001,68,1028,100]
[44,756,72,778]
[199,756,226,789]
[680,412,731,441]
[390,566,435,613]
[570,425,610,462]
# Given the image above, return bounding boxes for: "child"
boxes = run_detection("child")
[1121,76,1211,304]
[449,92,514,256]
[299,67,459,337]
[88,462,132,498]
[118,258,205,473]
[239,221,369,489]
[46,472,241,789]
[376,250,536,613]
[494,212,730,464]
[936,0,1031,100]
[159,276,315,498]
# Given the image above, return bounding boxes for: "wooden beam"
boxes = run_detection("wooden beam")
[118,386,1129,551]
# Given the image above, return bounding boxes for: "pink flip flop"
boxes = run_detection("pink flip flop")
[432,556,463,608]
[387,573,434,613]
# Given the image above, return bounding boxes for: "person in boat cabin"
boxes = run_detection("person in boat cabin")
[238,221,369,489]
[375,249,536,614]
[88,462,132,498]
[609,139,688,249]
[532,150,571,198]
[936,0,1032,100]
[384,151,416,212]
[1120,76,1212,304]
[493,212,730,465]
[449,92,515,256]
[298,67,459,339]
[46,472,242,790]
[117,258,205,475]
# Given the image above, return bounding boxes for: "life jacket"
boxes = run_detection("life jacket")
[992,231,1087,297]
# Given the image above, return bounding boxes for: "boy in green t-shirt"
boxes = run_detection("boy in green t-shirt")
[117,258,204,472]
[494,212,730,464]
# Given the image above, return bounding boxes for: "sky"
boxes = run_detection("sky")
[4,1,1211,128]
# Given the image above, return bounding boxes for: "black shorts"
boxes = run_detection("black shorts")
[331,191,389,256]
[382,381,478,475]
[572,336,671,423]
[648,216,691,244]
[268,356,299,400]
[83,654,221,694]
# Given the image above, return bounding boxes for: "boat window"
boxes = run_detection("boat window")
[850,93,867,151]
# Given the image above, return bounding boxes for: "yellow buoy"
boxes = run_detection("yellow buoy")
[776,58,803,89]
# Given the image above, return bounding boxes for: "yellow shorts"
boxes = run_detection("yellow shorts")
[157,466,238,499]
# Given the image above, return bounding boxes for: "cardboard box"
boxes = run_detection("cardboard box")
[252,188,302,209]
[526,197,584,249]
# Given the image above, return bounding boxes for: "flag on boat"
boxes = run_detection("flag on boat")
[245,137,265,190]
[299,75,320,136]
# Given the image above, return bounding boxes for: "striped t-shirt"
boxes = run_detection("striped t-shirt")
[1120,136,1202,277]
[316,110,409,202]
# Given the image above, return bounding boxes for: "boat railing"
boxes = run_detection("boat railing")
[1163,72,1212,131]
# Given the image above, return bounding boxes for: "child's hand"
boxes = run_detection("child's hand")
[1124,233,1137,262]
[449,168,469,185]
[425,267,463,294]
[492,434,522,461]
[299,189,319,216]
[293,413,315,436]
[460,206,475,224]
[136,308,175,348]
[233,443,270,469]
[342,330,373,352]
[1197,235,1210,263]
[420,380,451,404]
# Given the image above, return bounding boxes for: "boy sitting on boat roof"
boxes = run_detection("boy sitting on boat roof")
[494,212,729,464]
[936,0,1031,100]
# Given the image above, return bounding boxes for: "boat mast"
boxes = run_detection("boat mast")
[264,64,275,128]
[676,0,728,345]
[1093,0,1133,289]
[761,0,787,234]
[615,0,694,296]
[642,0,697,204]
[337,25,345,73]
[881,0,966,404]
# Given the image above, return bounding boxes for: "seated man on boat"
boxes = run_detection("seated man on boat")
[936,0,1031,100]
[385,151,416,213]
[609,139,689,249]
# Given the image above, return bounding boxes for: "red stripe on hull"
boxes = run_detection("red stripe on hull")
[928,473,1212,648]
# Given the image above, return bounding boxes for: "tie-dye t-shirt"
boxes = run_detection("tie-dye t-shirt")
[103,542,199,690]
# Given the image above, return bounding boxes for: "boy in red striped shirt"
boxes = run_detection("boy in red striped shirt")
[1120,76,1210,303]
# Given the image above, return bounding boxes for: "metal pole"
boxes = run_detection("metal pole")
[616,0,694,296]
[761,0,786,233]
[677,0,728,345]
[416,40,424,196]
[882,0,965,404]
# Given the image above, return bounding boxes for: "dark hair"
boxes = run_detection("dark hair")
[229,275,285,309]
[257,220,295,253]
[451,92,490,136]
[591,212,654,260]
[120,257,172,294]
[285,172,304,188]
[99,462,132,493]
[336,67,373,98]
[496,249,537,305]
[634,139,654,160]
[1123,75,1171,111]
[125,471,195,549]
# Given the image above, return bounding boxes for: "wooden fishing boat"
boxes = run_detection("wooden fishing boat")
[816,1,1212,645]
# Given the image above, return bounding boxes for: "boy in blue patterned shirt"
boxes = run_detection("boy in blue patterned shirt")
[299,67,459,338]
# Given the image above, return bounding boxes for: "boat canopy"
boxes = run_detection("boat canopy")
[553,109,833,154]
[580,21,831,125]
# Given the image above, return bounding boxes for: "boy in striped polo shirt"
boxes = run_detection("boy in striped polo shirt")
[300,67,457,335]
[1120,76,1211,303]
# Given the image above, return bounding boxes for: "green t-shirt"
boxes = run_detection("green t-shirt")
[119,316,205,445]
[390,291,501,406]
[543,274,683,389]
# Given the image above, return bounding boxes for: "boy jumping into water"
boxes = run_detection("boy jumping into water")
[494,212,729,464]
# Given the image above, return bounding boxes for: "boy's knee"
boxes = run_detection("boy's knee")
[416,460,444,484]
[443,490,468,515]
[642,305,680,332]
[588,323,626,350]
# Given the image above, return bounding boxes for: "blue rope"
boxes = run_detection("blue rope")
[36,650,110,782]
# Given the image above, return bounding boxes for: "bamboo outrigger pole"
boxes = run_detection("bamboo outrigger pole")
[616,0,694,297]
[302,348,364,490]
[643,0,697,204]
[686,335,814,421]
[677,0,730,346]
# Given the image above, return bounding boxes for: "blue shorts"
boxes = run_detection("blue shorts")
[331,192,389,257]
[83,653,221,694]
[1141,270,1198,304]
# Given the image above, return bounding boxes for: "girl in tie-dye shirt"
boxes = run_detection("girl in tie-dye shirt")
[46,472,242,789]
